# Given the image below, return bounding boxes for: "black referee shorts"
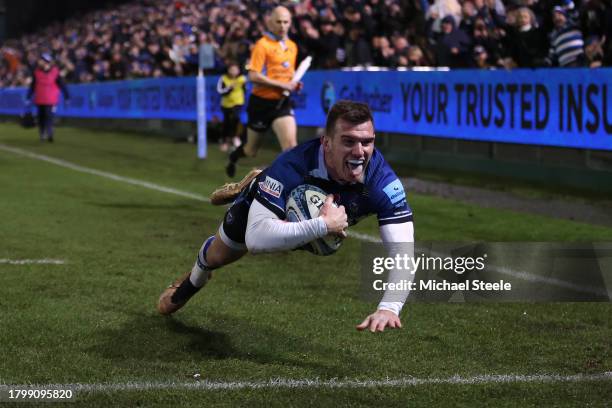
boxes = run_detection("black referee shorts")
[246,94,293,133]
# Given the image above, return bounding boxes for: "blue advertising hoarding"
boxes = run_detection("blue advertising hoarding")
[0,77,218,121]
[1,69,611,151]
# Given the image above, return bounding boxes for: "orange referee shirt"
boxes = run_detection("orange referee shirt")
[249,33,297,100]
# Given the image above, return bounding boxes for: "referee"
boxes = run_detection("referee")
[226,6,302,177]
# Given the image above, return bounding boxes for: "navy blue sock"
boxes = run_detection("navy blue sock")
[171,278,200,304]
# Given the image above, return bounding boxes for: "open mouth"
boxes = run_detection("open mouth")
[347,159,365,176]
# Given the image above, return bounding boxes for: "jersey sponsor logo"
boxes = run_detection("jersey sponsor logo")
[260,176,284,198]
[382,179,406,205]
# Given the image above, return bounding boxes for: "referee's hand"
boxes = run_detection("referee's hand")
[284,81,302,93]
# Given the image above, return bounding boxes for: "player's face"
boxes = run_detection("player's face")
[269,9,292,38]
[323,119,375,184]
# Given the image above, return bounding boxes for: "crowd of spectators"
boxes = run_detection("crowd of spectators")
[1,0,611,88]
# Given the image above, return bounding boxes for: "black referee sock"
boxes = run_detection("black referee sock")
[229,145,245,164]
[171,277,200,304]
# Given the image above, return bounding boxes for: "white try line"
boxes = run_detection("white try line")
[1,143,366,240]
[0,259,65,265]
[0,144,210,203]
[0,144,608,297]
[1,372,611,393]
[486,263,610,298]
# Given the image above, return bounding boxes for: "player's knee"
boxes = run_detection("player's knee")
[205,234,245,267]
[204,246,236,268]
[203,249,224,268]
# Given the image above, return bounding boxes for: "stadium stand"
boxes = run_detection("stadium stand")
[1,0,611,88]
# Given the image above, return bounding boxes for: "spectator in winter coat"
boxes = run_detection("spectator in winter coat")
[26,53,70,142]
[434,15,472,67]
[427,0,462,35]
[505,7,548,68]
[547,6,585,67]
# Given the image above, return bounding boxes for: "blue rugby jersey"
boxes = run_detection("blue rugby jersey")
[252,138,413,227]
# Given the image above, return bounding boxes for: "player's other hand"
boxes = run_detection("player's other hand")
[356,310,402,332]
[319,195,348,238]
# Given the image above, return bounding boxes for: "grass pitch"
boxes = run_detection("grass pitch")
[0,122,610,406]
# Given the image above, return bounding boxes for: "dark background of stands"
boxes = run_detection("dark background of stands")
[0,0,129,40]
[2,0,610,88]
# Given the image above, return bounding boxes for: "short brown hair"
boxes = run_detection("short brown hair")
[325,100,374,138]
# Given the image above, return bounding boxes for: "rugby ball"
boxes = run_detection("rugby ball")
[285,184,343,256]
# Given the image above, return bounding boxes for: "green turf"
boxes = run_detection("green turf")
[0,123,610,406]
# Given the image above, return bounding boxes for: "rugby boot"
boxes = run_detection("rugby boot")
[211,168,262,205]
[157,270,211,315]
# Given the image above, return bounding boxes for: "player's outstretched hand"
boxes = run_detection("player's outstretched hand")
[319,195,348,238]
[356,310,402,332]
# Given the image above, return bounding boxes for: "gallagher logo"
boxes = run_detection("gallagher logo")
[320,81,336,114]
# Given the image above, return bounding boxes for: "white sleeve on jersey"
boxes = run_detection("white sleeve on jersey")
[245,199,328,254]
[380,221,414,243]
[377,221,415,316]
